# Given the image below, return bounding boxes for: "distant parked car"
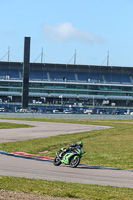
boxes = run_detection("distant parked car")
[112,111,120,115]
[64,110,72,114]
[99,110,109,114]
[0,108,5,112]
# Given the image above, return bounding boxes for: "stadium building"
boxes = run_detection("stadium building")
[0,60,133,114]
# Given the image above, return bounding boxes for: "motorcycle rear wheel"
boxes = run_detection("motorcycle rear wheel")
[70,156,80,168]
[53,156,61,166]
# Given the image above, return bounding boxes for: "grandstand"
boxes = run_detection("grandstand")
[0,61,133,114]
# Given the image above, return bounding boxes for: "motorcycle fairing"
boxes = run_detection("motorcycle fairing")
[62,152,78,164]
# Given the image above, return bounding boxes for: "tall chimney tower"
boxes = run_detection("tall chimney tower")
[22,37,30,109]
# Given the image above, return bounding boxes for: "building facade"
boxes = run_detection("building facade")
[0,61,133,114]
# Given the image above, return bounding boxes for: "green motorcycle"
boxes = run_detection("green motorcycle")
[53,147,84,168]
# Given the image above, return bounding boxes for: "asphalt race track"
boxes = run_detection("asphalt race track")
[0,119,112,143]
[0,153,133,188]
[0,119,133,188]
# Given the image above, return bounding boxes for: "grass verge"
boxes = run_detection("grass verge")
[0,176,133,200]
[0,122,33,129]
[0,118,133,169]
[0,118,133,199]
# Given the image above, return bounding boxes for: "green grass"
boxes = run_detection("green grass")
[0,118,133,169]
[0,176,133,200]
[0,117,133,199]
[0,122,33,129]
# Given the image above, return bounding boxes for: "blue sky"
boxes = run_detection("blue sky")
[0,0,133,66]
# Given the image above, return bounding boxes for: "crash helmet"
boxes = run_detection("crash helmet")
[77,141,83,148]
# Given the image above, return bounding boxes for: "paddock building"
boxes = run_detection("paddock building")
[0,61,133,114]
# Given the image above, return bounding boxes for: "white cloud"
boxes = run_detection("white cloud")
[43,22,103,43]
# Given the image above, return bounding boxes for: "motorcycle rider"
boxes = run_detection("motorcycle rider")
[59,141,83,158]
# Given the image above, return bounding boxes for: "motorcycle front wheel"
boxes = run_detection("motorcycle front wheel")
[53,156,61,166]
[70,156,80,168]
